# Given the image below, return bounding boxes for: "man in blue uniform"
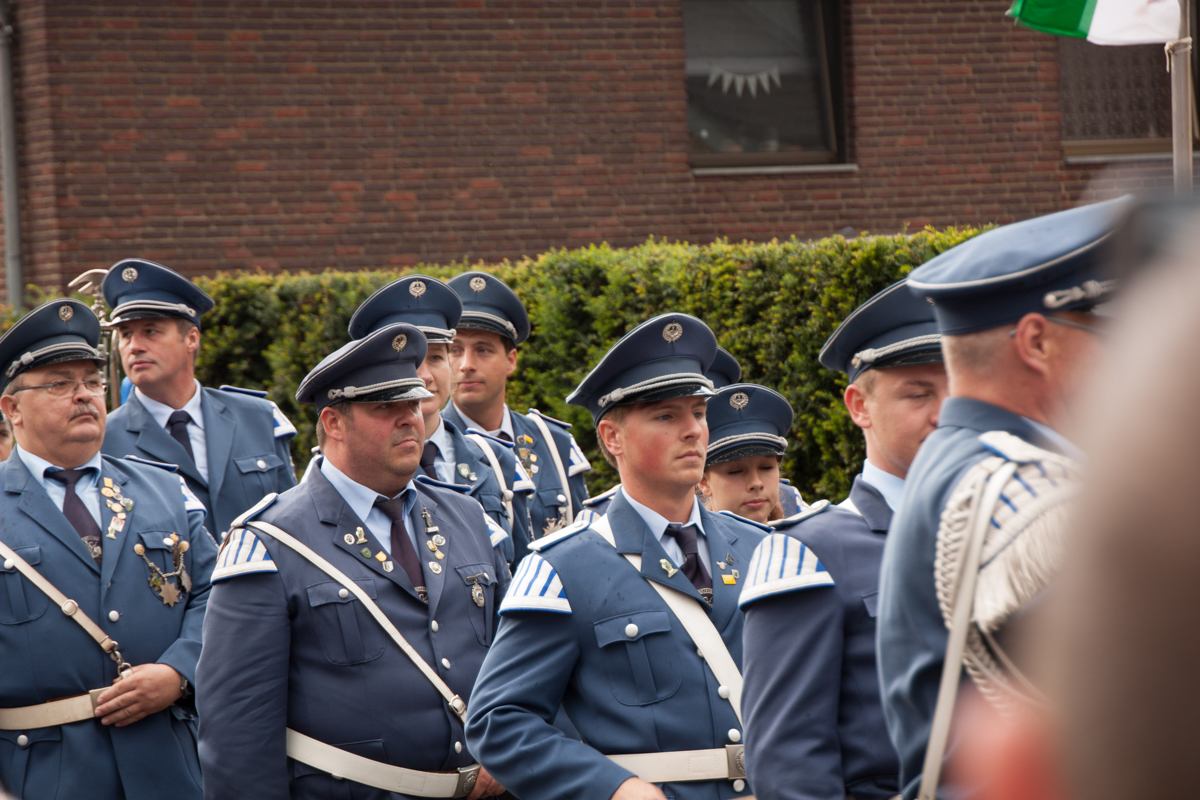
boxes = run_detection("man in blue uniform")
[101,258,298,538]
[737,279,945,800]
[0,300,216,800]
[196,322,509,800]
[443,272,589,541]
[348,275,535,564]
[466,313,766,800]
[877,199,1124,798]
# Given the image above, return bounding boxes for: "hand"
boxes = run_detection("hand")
[466,766,505,800]
[94,663,184,727]
[610,777,667,800]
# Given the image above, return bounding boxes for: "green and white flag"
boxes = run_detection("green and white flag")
[1009,0,1181,44]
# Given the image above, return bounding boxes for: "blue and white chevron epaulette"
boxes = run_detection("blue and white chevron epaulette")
[979,430,1069,466]
[766,499,831,530]
[212,526,278,582]
[415,474,472,494]
[738,531,836,607]
[500,552,571,615]
[123,454,179,473]
[464,428,516,449]
[567,434,591,476]
[528,512,594,552]
[582,484,619,508]
[229,492,278,530]
[178,477,207,514]
[485,514,509,548]
[513,461,535,493]
[219,384,268,399]
[526,408,571,429]
[270,401,297,439]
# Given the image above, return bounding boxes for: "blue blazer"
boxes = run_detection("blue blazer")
[103,386,298,538]
[0,453,216,800]
[465,491,765,800]
[877,398,1059,798]
[196,467,511,800]
[739,478,900,800]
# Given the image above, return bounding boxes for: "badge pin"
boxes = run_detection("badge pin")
[427,539,438,552]
[531,465,539,474]
[432,534,446,547]
[468,472,477,481]
[344,533,356,545]
[355,527,367,544]
[360,547,372,559]
[101,487,115,498]
[434,550,445,560]
[725,553,735,565]
[121,498,133,511]
[428,561,442,574]
[731,569,739,579]
[722,574,737,585]
[383,561,394,572]
[375,552,387,563]
[717,561,727,571]
[458,463,470,478]
[660,558,679,578]
[103,477,114,488]
[421,508,439,534]
[471,582,486,608]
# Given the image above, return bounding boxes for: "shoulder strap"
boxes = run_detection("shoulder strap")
[526,412,573,521]
[243,520,468,723]
[590,514,743,725]
[0,539,132,675]
[464,433,514,523]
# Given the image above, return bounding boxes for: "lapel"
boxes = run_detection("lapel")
[412,485,450,618]
[698,506,740,632]
[5,454,99,573]
[201,388,236,504]
[446,420,490,495]
[125,393,205,486]
[851,476,893,533]
[606,493,706,606]
[99,462,135,600]
[309,467,423,602]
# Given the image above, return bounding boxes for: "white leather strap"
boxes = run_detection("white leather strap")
[286,728,479,798]
[607,745,745,783]
[243,521,468,723]
[0,689,107,730]
[465,433,514,524]
[527,411,573,522]
[591,515,744,725]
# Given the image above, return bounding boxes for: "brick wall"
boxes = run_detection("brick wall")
[3,0,1178,298]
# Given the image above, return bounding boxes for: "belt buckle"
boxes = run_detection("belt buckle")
[725,744,746,779]
[454,764,481,798]
[87,688,107,716]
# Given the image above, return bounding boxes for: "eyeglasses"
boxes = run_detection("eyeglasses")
[1046,315,1103,335]
[11,378,109,398]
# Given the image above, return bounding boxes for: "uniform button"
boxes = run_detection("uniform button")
[718,685,730,699]
[556,494,566,503]
[625,623,638,638]
[256,459,268,469]
[728,728,741,743]
[16,734,28,747]
[338,588,349,599]
[163,537,175,547]
[697,648,704,659]
[108,610,120,622]
[454,741,463,754]
[441,658,451,669]
[431,620,439,632]
[733,779,746,792]
[2,559,12,570]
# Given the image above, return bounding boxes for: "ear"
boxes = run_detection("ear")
[185,324,201,356]
[844,382,872,429]
[1012,313,1052,377]
[505,346,518,377]
[698,470,714,499]
[597,417,624,460]
[319,406,346,444]
[0,394,18,428]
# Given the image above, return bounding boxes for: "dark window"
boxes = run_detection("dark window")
[683,0,843,168]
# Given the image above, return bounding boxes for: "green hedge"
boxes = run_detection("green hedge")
[11,229,984,501]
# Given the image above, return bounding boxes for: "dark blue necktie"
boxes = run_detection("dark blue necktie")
[167,410,195,463]
[665,523,711,602]
[45,468,103,565]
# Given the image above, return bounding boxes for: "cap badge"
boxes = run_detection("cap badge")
[409,280,427,298]
[58,305,74,322]
[730,392,750,410]
[121,266,139,283]
[662,322,683,343]
[392,334,407,352]
[469,276,487,292]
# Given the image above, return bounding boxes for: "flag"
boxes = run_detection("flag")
[1008,0,1181,45]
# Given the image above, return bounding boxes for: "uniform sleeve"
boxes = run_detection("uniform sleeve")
[465,608,633,800]
[155,490,219,685]
[273,430,298,490]
[196,568,293,800]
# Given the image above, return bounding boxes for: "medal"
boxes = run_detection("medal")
[471,582,485,608]
[428,561,442,574]
[458,464,470,478]
[344,533,356,545]
[383,561,394,572]
[432,534,446,547]
[133,534,190,607]
[660,559,679,578]
[421,508,439,535]
[360,547,372,559]
[355,527,367,544]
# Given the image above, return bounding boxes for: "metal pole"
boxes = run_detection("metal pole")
[1171,0,1194,195]
[0,0,21,308]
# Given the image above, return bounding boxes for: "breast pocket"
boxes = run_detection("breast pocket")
[234,453,285,495]
[0,547,50,625]
[305,579,387,665]
[455,563,499,646]
[593,610,683,706]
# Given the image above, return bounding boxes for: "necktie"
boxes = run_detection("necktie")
[45,468,104,566]
[420,442,438,479]
[664,523,712,604]
[167,410,195,463]
[374,497,427,602]
[497,431,513,444]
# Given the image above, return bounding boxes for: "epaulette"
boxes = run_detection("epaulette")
[512,461,535,493]
[716,509,775,533]
[212,525,278,582]
[582,484,620,508]
[229,492,278,530]
[738,529,836,608]
[485,514,509,549]
[766,499,832,531]
[464,428,516,449]
[415,474,472,494]
[528,512,594,552]
[177,477,207,514]
[219,386,297,439]
[219,384,268,399]
[567,435,591,476]
[499,552,571,615]
[123,454,179,473]
[979,430,1065,465]
[526,408,572,429]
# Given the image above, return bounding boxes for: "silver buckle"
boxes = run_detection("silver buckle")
[726,744,746,779]
[454,764,481,797]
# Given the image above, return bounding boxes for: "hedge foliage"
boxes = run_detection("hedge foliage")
[14,229,985,502]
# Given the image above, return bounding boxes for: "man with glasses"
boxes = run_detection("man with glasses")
[876,198,1122,798]
[0,300,217,800]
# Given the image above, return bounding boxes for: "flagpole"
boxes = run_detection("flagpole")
[1170,0,1193,195]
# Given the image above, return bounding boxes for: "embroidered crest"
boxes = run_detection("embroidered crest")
[392,334,407,352]
[662,322,683,343]
[469,276,487,292]
[730,392,750,410]
[409,280,427,298]
[58,305,74,322]
[121,266,139,283]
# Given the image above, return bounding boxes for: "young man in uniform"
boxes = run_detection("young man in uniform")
[443,272,589,542]
[466,313,765,800]
[196,323,509,800]
[0,300,216,800]
[101,258,298,538]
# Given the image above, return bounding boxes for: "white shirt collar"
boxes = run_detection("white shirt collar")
[861,459,906,512]
[134,379,205,430]
[619,486,706,538]
[17,445,104,491]
[319,457,416,525]
[428,417,454,460]
[452,401,514,440]
[1020,416,1085,462]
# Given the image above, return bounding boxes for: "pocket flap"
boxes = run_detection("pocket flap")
[138,532,177,551]
[0,545,41,570]
[455,563,498,586]
[306,579,378,607]
[234,454,284,474]
[594,609,671,648]
[537,487,568,507]
[0,726,60,745]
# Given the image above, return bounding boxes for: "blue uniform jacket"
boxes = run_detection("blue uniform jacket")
[739,478,900,800]
[103,386,298,538]
[196,466,510,800]
[465,491,766,800]
[0,454,216,800]
[443,405,588,545]
[877,398,1058,798]
[583,480,800,519]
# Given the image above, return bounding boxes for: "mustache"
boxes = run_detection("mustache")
[69,401,101,419]
[390,425,420,444]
